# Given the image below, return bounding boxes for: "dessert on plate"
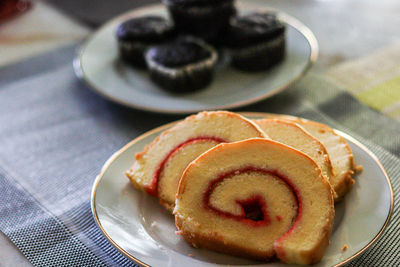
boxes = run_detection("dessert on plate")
[163,0,236,42]
[223,12,286,71]
[174,138,334,265]
[145,37,218,92]
[124,111,359,264]
[116,15,176,67]
[126,111,266,211]
[115,2,290,92]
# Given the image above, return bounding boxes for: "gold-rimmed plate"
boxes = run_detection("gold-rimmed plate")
[91,112,393,267]
[74,1,318,114]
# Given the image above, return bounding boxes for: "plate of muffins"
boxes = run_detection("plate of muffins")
[75,0,318,114]
[91,111,393,266]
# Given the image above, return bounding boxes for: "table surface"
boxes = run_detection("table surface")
[0,0,399,265]
[0,2,88,67]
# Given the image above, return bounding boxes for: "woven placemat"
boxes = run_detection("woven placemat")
[326,42,400,122]
[0,45,398,266]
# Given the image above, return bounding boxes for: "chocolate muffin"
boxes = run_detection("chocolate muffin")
[224,12,286,71]
[163,0,236,42]
[116,16,176,67]
[145,38,217,93]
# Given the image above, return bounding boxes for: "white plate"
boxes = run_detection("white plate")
[91,112,393,267]
[75,1,318,114]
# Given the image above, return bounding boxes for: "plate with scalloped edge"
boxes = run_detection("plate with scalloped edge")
[75,0,318,114]
[91,112,393,267]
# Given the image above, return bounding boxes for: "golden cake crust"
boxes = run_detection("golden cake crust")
[175,216,276,261]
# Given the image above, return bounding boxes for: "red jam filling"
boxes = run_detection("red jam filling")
[236,195,270,226]
[144,136,227,196]
[203,166,302,228]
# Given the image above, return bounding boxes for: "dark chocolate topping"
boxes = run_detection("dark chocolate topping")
[148,39,212,68]
[224,12,285,48]
[116,16,175,43]
[164,0,233,7]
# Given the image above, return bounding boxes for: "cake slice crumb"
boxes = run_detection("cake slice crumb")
[355,165,363,174]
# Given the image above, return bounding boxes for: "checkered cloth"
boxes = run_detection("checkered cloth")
[326,42,400,122]
[0,44,399,266]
